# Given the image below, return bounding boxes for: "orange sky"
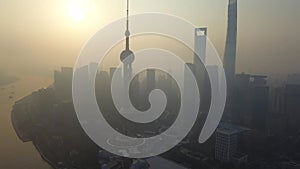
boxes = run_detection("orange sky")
[0,0,299,77]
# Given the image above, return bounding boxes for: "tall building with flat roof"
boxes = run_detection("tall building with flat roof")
[215,122,246,162]
[146,69,156,92]
[54,67,73,100]
[233,73,269,130]
[215,128,238,162]
[285,84,300,132]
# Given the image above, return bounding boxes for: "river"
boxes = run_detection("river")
[0,76,52,169]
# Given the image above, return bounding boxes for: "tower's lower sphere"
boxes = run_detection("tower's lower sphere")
[120,49,135,64]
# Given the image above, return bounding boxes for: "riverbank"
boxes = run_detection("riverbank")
[0,76,52,169]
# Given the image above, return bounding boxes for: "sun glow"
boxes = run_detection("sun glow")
[69,3,85,22]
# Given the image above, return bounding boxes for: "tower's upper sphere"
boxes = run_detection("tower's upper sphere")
[120,49,135,64]
[125,30,130,37]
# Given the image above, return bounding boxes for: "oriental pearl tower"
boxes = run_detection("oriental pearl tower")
[120,0,134,83]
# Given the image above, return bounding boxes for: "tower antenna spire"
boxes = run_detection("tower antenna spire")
[126,0,129,32]
[120,0,134,94]
[124,0,130,49]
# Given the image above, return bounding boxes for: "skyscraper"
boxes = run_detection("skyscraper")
[233,74,269,130]
[146,69,156,92]
[193,28,210,113]
[222,0,238,121]
[223,0,238,87]
[215,127,238,162]
[215,123,246,162]
[194,27,207,65]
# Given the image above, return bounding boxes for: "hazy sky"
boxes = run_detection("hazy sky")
[0,0,299,77]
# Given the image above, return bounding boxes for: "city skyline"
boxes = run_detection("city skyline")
[1,0,300,169]
[0,0,299,77]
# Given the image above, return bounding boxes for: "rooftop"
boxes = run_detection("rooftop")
[217,122,249,135]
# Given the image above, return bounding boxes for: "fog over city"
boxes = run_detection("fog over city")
[0,1,300,169]
[1,0,299,78]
